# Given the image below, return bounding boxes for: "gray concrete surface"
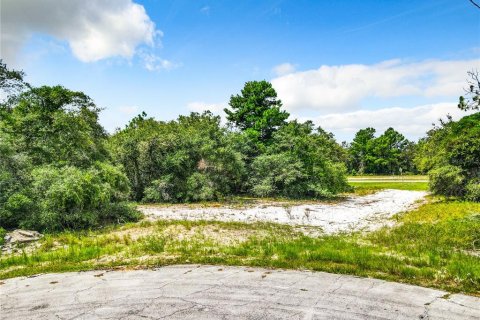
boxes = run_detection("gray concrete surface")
[1,265,479,319]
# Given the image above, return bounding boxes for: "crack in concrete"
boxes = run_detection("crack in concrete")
[2,266,479,320]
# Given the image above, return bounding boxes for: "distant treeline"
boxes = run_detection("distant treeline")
[344,127,417,175]
[0,61,478,232]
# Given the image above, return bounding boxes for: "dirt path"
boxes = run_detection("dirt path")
[2,265,478,320]
[139,190,427,234]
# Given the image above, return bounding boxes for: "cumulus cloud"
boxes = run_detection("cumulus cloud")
[305,102,473,141]
[1,0,159,63]
[271,59,480,112]
[272,63,296,76]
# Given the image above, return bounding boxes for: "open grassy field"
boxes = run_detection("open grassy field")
[349,181,429,195]
[1,196,479,295]
[348,175,428,181]
[348,175,429,195]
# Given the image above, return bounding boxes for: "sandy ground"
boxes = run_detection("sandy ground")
[2,265,479,320]
[139,190,427,234]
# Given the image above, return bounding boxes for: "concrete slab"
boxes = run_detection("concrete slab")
[1,265,479,319]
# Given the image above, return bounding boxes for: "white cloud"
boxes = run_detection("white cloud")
[140,52,178,71]
[304,102,474,141]
[272,63,296,76]
[271,59,480,113]
[187,102,227,115]
[1,0,159,63]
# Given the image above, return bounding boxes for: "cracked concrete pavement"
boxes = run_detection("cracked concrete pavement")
[1,265,479,319]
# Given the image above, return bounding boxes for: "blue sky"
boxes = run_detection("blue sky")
[1,0,479,141]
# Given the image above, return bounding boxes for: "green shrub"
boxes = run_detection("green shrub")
[429,165,466,197]
[111,112,246,203]
[247,121,350,199]
[0,227,6,246]
[465,181,480,202]
[0,193,35,229]
[250,153,305,197]
[186,172,217,201]
[0,164,140,232]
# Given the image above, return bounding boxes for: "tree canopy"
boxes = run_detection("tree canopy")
[347,127,414,175]
[415,112,480,199]
[0,63,139,232]
[225,80,289,143]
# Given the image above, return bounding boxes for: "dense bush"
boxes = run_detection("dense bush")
[248,121,350,198]
[0,63,141,232]
[416,112,480,201]
[0,163,140,232]
[0,64,353,231]
[1,86,109,167]
[111,106,350,201]
[465,181,480,202]
[110,112,246,202]
[428,165,466,197]
[249,153,305,197]
[108,79,353,202]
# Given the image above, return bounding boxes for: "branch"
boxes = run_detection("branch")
[469,0,480,9]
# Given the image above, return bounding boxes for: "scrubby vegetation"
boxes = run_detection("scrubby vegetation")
[0,62,139,232]
[1,199,478,295]
[415,112,480,200]
[107,80,350,203]
[0,64,350,232]
[0,61,478,296]
[1,59,479,235]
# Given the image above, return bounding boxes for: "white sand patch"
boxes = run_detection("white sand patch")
[139,190,427,234]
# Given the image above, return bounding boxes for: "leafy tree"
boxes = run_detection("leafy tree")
[348,127,376,174]
[348,127,412,174]
[1,86,109,167]
[368,128,409,174]
[0,130,32,228]
[0,62,140,231]
[0,59,29,104]
[225,80,289,142]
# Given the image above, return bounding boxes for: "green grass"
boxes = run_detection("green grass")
[1,199,479,295]
[348,175,428,181]
[349,181,429,195]
[347,174,429,195]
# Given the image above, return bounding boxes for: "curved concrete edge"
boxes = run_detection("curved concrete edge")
[1,265,479,320]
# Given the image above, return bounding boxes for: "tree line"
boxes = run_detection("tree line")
[345,127,416,175]
[0,61,478,232]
